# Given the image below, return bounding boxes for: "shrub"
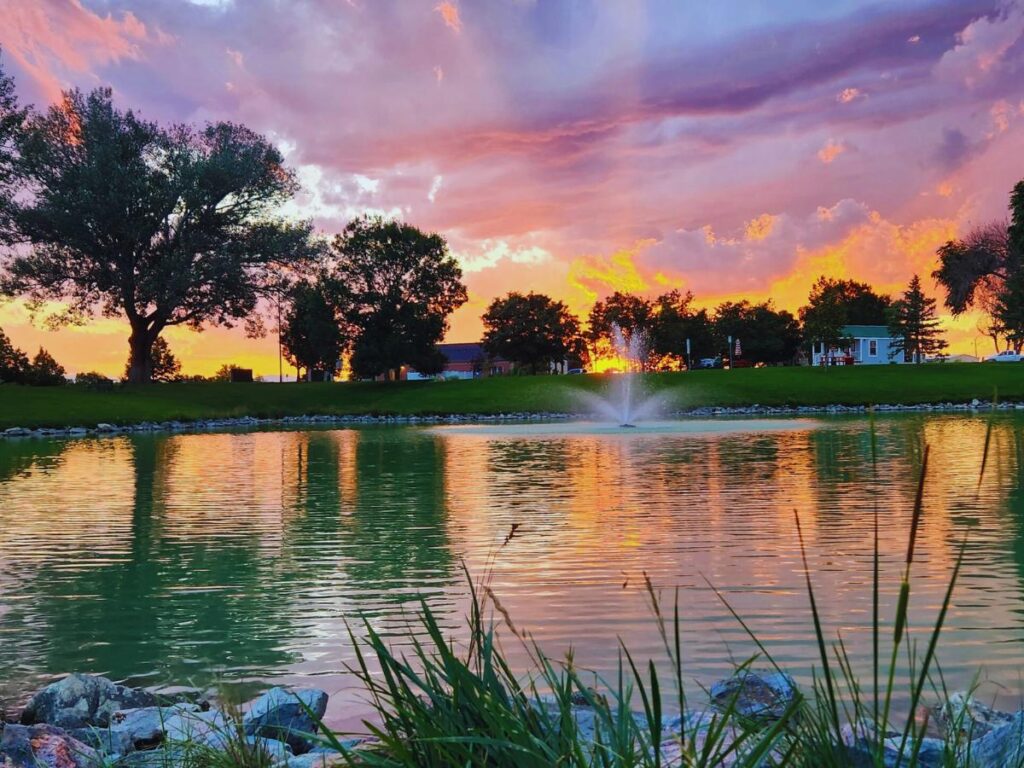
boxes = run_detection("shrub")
[75,371,115,391]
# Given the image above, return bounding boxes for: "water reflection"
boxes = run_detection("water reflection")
[0,415,1022,722]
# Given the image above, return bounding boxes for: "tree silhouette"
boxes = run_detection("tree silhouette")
[482,292,583,374]
[328,216,466,380]
[2,88,316,383]
[887,275,947,362]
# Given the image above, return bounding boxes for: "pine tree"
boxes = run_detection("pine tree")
[887,275,947,363]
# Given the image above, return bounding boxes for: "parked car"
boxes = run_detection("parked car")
[986,350,1024,362]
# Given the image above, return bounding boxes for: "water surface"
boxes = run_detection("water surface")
[1,414,1022,725]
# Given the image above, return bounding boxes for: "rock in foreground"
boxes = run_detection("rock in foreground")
[20,673,157,729]
[709,668,799,722]
[243,686,329,754]
[0,723,99,768]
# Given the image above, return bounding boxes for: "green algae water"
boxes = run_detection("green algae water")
[0,414,1022,727]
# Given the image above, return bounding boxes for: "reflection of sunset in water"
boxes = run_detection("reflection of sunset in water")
[1,415,1023,725]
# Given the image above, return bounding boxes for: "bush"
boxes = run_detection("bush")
[75,371,115,391]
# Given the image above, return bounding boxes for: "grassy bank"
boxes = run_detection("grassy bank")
[0,363,1021,429]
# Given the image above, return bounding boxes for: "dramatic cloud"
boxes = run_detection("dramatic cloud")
[0,0,1022,373]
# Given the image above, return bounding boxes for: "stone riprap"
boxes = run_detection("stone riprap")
[2,399,1022,441]
[3,671,1023,767]
[0,674,340,768]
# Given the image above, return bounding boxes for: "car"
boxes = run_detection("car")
[986,350,1024,362]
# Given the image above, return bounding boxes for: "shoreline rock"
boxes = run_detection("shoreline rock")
[2,399,1021,441]
[3,672,1023,767]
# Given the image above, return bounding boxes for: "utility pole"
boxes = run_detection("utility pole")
[277,293,283,383]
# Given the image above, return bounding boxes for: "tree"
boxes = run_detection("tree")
[887,275,947,363]
[648,290,716,368]
[212,363,246,382]
[0,326,29,383]
[481,292,583,374]
[0,51,27,243]
[934,181,1024,352]
[713,300,802,365]
[587,292,656,368]
[281,280,345,381]
[123,336,181,382]
[993,267,1024,352]
[328,216,466,380]
[799,276,890,364]
[25,347,66,385]
[150,337,182,382]
[1,87,316,383]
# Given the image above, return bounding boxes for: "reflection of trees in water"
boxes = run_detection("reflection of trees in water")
[1003,429,1024,582]
[340,431,456,608]
[4,436,298,688]
[0,429,462,695]
[0,438,67,484]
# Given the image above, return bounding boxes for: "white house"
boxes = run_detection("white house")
[810,325,902,366]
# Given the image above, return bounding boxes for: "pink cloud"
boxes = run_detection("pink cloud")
[0,0,165,101]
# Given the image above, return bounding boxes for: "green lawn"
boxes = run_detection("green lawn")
[0,363,1021,429]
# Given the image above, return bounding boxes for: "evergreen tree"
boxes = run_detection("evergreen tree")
[993,267,1024,352]
[26,347,66,385]
[0,326,29,383]
[123,336,182,383]
[887,275,946,363]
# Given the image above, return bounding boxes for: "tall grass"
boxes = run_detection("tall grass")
[309,424,991,767]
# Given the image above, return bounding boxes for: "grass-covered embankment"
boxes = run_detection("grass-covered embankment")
[0,363,1021,429]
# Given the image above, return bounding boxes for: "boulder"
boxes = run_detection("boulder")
[107,704,202,750]
[0,723,100,768]
[66,726,135,756]
[116,746,188,768]
[967,711,1024,767]
[162,708,231,746]
[709,669,799,722]
[20,674,156,729]
[242,687,328,754]
[931,691,1016,740]
[839,722,944,768]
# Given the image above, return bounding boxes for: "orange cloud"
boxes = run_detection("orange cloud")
[435,2,462,33]
[744,213,776,241]
[568,243,654,303]
[817,139,846,164]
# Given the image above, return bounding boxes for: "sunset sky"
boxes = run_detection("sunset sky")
[2,0,1023,375]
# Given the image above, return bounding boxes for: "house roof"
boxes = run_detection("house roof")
[842,324,892,339]
[438,342,492,364]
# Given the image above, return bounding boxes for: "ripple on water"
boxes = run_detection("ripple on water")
[0,414,1022,724]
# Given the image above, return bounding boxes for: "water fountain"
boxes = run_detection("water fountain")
[575,324,671,427]
[430,322,818,438]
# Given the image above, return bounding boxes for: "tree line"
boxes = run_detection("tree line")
[0,53,1021,384]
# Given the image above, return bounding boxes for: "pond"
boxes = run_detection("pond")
[0,413,1022,727]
